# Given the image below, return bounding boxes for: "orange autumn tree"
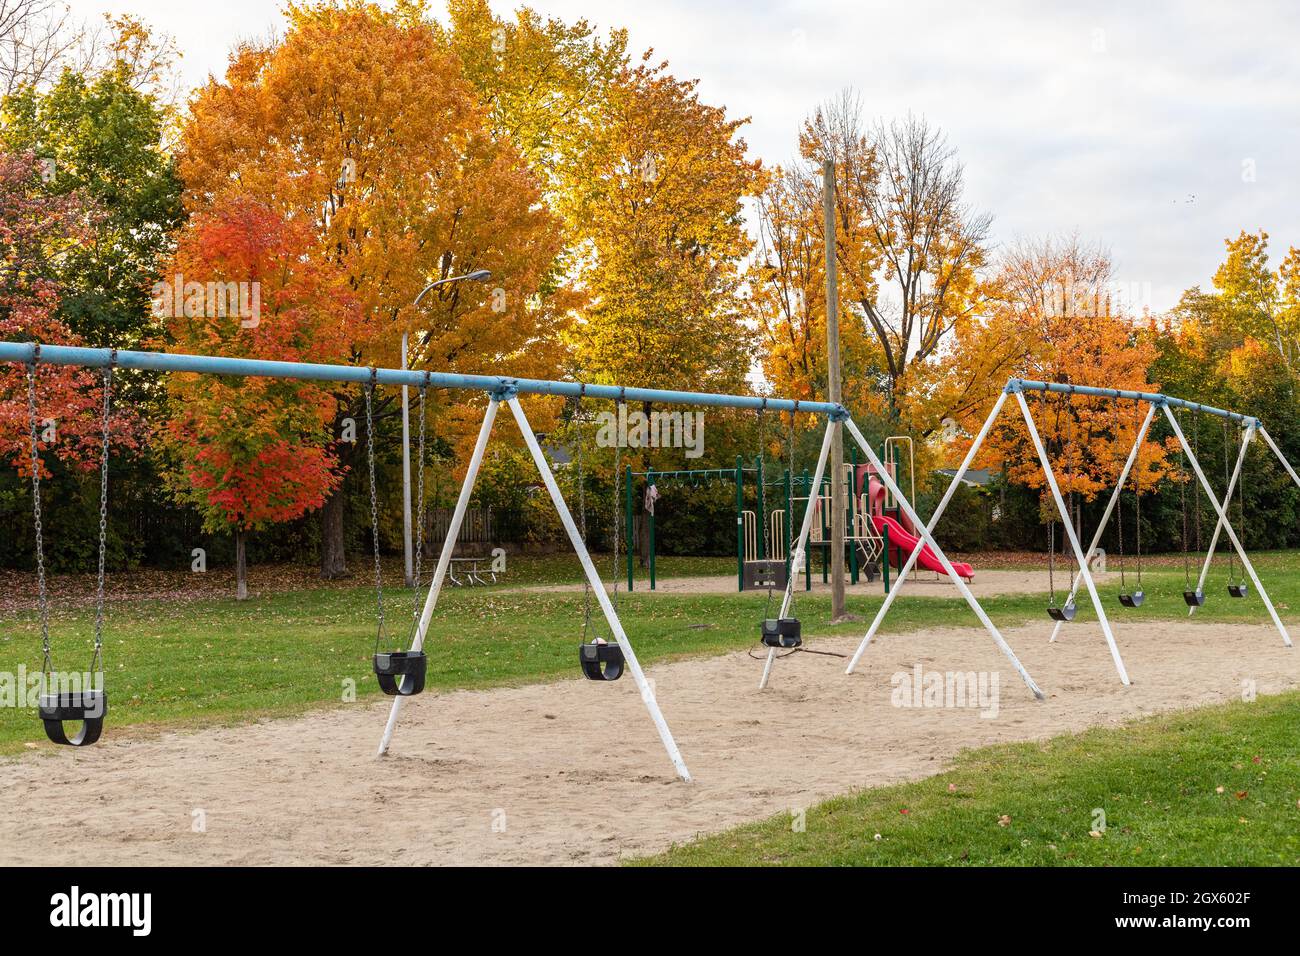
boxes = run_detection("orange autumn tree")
[155,197,353,599]
[179,0,566,576]
[963,238,1175,511]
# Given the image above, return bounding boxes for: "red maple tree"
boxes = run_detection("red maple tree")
[155,195,354,598]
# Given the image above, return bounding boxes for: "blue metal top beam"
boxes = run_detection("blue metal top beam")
[1005,378,1260,428]
[0,342,849,420]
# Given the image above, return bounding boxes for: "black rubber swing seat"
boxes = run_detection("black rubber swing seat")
[579,640,624,681]
[373,651,427,697]
[1228,583,1249,598]
[1047,603,1077,622]
[743,560,788,591]
[38,690,106,747]
[1118,590,1145,608]
[761,618,802,649]
[1183,589,1206,607]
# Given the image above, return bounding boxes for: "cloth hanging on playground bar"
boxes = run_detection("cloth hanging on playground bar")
[644,480,659,516]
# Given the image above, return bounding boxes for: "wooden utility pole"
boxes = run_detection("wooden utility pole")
[824,159,847,621]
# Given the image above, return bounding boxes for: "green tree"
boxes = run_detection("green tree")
[1,57,184,347]
[1208,230,1299,377]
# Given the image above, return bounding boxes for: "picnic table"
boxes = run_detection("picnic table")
[448,555,498,586]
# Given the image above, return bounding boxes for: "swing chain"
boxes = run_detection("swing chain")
[612,412,622,609]
[1180,412,1192,587]
[1224,420,1244,586]
[1065,391,1079,577]
[412,377,428,591]
[575,391,593,639]
[25,348,50,674]
[1133,407,1143,587]
[1047,514,1056,604]
[1045,393,1061,607]
[1116,459,1126,591]
[767,399,798,621]
[1192,414,1202,551]
[91,352,116,674]
[365,369,386,648]
[1235,426,1247,577]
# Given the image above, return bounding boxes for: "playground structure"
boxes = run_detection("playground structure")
[844,379,1298,690]
[629,434,965,593]
[8,338,1300,782]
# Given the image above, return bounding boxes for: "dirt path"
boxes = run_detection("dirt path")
[524,567,1099,598]
[1,618,1294,866]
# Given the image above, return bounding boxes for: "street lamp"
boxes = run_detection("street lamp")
[402,269,493,586]
[414,269,491,307]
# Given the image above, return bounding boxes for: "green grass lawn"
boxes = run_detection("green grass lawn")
[635,691,1300,866]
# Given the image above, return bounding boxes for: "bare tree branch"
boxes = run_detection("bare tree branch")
[0,0,80,96]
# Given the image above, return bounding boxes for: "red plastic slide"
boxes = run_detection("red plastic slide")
[871,514,974,581]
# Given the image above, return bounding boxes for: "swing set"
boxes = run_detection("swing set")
[10,337,1300,782]
[846,379,1296,693]
[8,341,881,780]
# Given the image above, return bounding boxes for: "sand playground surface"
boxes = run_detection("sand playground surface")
[2,614,1296,866]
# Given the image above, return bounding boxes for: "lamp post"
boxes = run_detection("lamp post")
[404,269,493,585]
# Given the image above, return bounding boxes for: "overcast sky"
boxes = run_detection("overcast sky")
[70,0,1300,312]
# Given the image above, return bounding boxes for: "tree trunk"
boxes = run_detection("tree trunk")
[320,486,349,579]
[235,528,248,601]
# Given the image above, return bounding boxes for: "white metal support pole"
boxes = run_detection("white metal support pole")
[759,419,836,690]
[845,391,1009,673]
[1015,391,1131,685]
[401,333,414,587]
[1188,425,1251,616]
[844,415,1046,700]
[1049,402,1157,642]
[1165,407,1291,647]
[377,399,499,757]
[1258,426,1300,491]
[508,397,693,781]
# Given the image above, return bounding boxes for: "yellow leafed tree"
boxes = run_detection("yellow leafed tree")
[562,53,763,394]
